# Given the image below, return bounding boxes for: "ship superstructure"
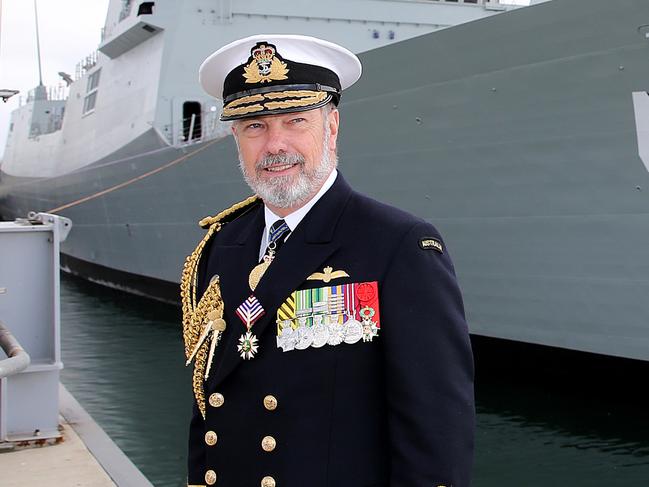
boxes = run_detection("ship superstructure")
[7,0,649,362]
[0,0,522,296]
[1,0,519,178]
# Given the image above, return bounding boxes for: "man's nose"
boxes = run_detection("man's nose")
[264,124,289,154]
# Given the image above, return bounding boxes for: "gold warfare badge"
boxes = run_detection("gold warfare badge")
[243,42,289,84]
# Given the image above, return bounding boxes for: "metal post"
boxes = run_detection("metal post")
[188,113,196,141]
[0,213,71,443]
[33,0,44,86]
[0,0,3,56]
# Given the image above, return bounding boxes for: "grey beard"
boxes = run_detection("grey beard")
[239,137,337,209]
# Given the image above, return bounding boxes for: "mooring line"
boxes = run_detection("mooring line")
[47,139,220,214]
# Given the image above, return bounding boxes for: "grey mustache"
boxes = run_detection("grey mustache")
[257,153,306,169]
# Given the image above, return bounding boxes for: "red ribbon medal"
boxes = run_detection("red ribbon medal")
[355,281,380,328]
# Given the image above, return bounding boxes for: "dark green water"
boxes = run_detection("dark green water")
[59,274,649,487]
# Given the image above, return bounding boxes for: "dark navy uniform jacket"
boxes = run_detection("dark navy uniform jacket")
[187,173,475,487]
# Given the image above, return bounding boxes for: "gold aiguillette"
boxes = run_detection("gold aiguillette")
[186,309,227,380]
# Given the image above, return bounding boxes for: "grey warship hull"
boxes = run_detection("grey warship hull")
[3,0,649,360]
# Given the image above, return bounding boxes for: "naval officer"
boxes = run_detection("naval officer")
[181,34,475,487]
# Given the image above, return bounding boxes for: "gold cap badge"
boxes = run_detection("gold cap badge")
[243,43,289,84]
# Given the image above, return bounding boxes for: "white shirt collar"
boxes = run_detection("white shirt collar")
[259,169,338,259]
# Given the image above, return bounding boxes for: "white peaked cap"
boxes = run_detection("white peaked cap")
[199,34,362,101]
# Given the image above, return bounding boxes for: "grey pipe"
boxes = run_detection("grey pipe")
[0,320,30,379]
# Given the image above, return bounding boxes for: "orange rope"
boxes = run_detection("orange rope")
[46,139,220,214]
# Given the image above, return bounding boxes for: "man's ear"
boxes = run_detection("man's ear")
[327,109,340,152]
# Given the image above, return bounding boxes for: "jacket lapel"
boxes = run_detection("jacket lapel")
[208,203,264,378]
[211,174,354,386]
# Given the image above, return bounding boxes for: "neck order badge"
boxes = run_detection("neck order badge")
[249,220,290,291]
[235,295,265,359]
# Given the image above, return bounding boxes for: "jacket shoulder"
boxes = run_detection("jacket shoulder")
[348,190,439,237]
[198,195,260,229]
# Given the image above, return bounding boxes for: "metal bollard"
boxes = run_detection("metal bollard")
[0,213,72,442]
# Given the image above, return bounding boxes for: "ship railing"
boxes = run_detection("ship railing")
[75,51,99,81]
[158,110,231,147]
[0,320,30,380]
[25,85,68,103]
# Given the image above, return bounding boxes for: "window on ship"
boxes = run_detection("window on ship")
[138,2,155,15]
[83,69,101,115]
[183,101,202,141]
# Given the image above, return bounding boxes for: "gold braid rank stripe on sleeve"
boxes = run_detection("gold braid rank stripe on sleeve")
[181,195,259,418]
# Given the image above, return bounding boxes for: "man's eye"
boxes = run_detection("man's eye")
[246,123,263,130]
[290,117,306,124]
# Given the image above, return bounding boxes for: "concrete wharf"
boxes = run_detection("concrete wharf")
[0,385,153,486]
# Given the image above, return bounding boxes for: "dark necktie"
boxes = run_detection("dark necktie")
[264,219,291,260]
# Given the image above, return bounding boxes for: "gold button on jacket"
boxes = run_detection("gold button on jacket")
[205,469,217,485]
[261,435,276,452]
[204,431,218,446]
[209,392,225,408]
[263,395,278,411]
[260,476,276,487]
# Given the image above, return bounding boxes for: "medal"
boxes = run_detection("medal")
[274,280,381,351]
[310,314,329,348]
[295,327,314,349]
[276,333,286,350]
[356,282,381,332]
[249,256,271,291]
[327,322,345,346]
[311,322,329,348]
[276,318,296,351]
[343,317,363,344]
[341,282,361,344]
[360,306,379,342]
[249,241,279,291]
[280,326,297,352]
[235,295,265,359]
[356,283,376,303]
[294,317,314,350]
[238,331,259,360]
